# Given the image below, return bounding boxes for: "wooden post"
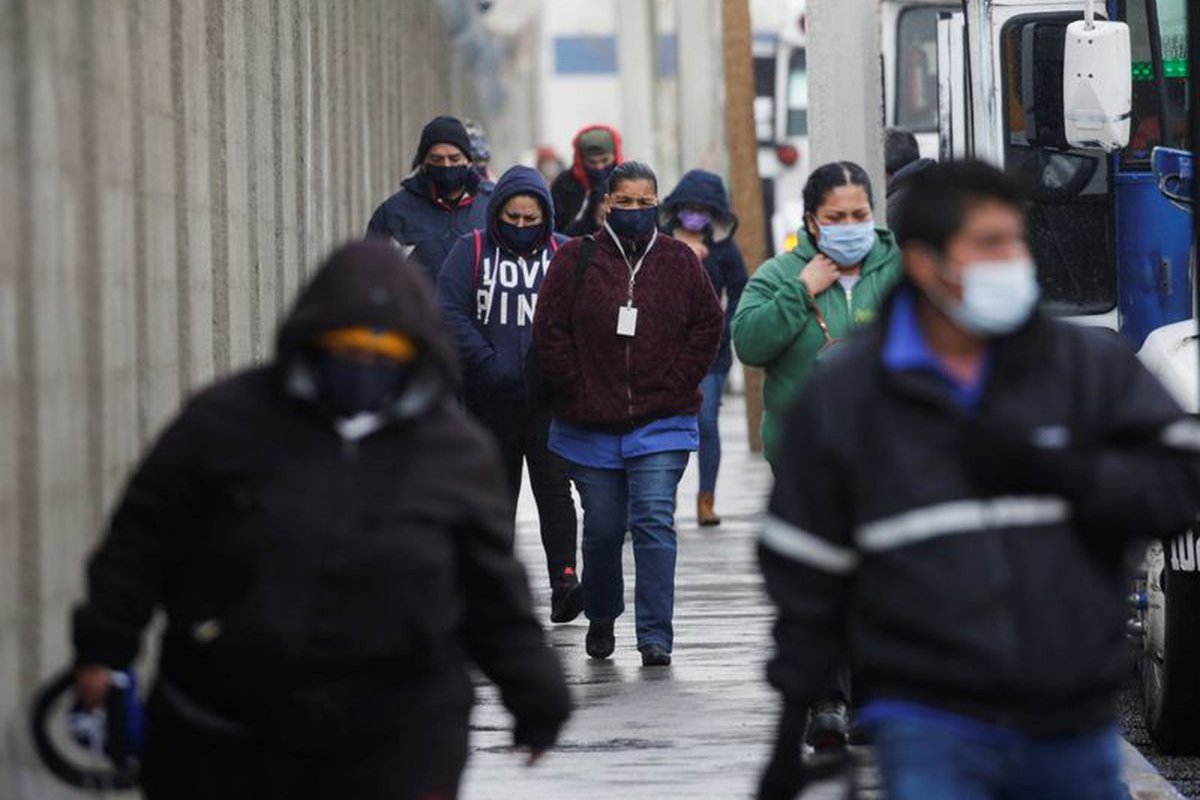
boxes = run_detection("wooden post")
[721,0,768,453]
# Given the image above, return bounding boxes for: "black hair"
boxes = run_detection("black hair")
[802,162,874,220]
[607,160,658,195]
[884,128,921,176]
[893,159,1027,254]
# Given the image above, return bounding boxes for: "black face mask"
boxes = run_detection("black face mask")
[426,164,471,194]
[607,206,658,242]
[585,162,617,187]
[310,352,412,418]
[498,220,543,253]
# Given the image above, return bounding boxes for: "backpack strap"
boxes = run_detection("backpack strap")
[472,229,483,292]
[571,236,597,300]
[549,235,561,254]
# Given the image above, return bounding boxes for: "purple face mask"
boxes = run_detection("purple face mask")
[678,209,712,233]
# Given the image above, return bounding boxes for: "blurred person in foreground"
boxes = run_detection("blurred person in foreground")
[72,241,570,800]
[367,115,493,281]
[757,160,1200,800]
[551,124,624,236]
[438,165,582,624]
[659,169,749,527]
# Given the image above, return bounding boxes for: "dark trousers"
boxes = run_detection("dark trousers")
[468,395,578,584]
[140,694,469,800]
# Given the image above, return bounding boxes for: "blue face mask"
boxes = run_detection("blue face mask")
[498,220,543,253]
[310,351,412,418]
[816,220,877,266]
[607,206,658,242]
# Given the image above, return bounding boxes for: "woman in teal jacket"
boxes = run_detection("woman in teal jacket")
[733,162,901,463]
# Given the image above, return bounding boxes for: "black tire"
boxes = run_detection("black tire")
[1142,532,1200,754]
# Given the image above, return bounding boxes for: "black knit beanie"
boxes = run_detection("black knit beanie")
[411,116,473,168]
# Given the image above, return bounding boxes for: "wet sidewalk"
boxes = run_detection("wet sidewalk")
[459,392,1184,800]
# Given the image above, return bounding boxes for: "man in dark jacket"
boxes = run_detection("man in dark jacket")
[884,127,936,238]
[550,124,624,236]
[438,165,582,625]
[757,161,1200,799]
[72,241,571,800]
[366,115,493,281]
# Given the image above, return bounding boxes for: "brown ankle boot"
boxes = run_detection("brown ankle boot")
[697,493,721,527]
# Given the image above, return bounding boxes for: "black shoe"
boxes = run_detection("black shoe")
[586,621,615,659]
[550,569,584,624]
[639,644,671,667]
[805,700,849,751]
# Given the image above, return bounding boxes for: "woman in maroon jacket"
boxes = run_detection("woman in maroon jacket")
[533,161,723,667]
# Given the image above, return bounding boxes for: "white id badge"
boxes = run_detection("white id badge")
[617,305,639,337]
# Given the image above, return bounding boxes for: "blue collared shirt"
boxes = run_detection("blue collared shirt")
[882,286,989,411]
[549,416,699,469]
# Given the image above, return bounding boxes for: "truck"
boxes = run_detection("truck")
[928,0,1196,750]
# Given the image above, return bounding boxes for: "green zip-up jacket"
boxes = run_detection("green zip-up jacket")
[732,228,901,460]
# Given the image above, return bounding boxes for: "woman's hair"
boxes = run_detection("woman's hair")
[607,160,658,195]
[802,161,874,215]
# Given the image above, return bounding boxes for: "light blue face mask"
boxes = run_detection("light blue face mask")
[934,257,1041,336]
[816,220,877,266]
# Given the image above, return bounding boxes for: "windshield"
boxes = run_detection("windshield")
[1120,0,1190,167]
[895,7,946,132]
[786,49,808,137]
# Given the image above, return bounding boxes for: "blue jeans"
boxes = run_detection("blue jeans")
[698,372,725,495]
[568,451,689,651]
[872,715,1128,800]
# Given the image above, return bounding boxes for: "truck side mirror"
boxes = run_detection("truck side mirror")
[1062,20,1131,152]
[1153,147,1195,211]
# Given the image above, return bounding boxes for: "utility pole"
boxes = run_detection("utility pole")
[617,0,657,162]
[806,0,885,197]
[721,0,768,453]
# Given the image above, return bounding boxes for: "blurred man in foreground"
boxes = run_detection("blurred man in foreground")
[73,241,570,800]
[758,161,1200,800]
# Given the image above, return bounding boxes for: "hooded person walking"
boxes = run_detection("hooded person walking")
[72,241,571,800]
[438,165,584,624]
[367,115,493,281]
[659,169,749,527]
[551,124,624,236]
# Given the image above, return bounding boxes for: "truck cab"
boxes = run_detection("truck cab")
[935,0,1196,751]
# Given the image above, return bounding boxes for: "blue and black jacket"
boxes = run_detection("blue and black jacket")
[659,169,749,375]
[366,169,493,282]
[438,165,566,406]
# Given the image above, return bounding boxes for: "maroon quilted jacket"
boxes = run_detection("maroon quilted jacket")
[533,230,723,433]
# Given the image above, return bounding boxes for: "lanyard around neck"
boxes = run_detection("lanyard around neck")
[604,224,658,303]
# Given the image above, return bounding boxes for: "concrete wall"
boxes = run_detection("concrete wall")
[0,1,481,795]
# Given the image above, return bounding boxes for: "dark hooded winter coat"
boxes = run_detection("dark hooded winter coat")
[437,165,567,406]
[73,241,570,754]
[550,125,624,237]
[659,169,749,375]
[366,169,494,282]
[885,157,937,239]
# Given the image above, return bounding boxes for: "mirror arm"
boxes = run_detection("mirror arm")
[1083,0,1095,30]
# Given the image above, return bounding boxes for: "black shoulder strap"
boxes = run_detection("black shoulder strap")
[566,236,597,313]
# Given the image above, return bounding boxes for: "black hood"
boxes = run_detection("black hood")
[277,240,461,395]
[658,169,738,242]
[887,157,937,197]
[486,165,556,254]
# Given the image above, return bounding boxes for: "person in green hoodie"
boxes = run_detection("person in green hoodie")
[734,161,902,464]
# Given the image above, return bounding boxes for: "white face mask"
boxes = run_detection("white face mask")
[932,257,1040,336]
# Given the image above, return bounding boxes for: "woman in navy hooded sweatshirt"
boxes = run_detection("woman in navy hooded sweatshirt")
[438,165,583,625]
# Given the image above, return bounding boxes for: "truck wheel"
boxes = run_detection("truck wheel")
[1142,532,1200,753]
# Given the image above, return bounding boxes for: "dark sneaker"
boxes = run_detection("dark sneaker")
[550,569,584,624]
[805,700,849,751]
[585,621,615,660]
[639,643,671,667]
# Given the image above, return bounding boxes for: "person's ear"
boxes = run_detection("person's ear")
[904,243,938,289]
[805,214,820,241]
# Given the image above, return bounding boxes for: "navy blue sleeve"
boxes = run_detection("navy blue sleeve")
[437,234,497,375]
[366,202,390,239]
[717,240,749,343]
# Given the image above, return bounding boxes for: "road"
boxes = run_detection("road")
[460,392,1190,799]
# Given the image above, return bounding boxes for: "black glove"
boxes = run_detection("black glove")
[961,415,1096,501]
[512,716,563,751]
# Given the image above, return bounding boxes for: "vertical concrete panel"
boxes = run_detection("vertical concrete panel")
[90,1,141,517]
[221,0,254,366]
[310,0,330,253]
[176,0,216,387]
[248,0,278,348]
[292,0,311,279]
[130,0,182,442]
[273,0,297,311]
